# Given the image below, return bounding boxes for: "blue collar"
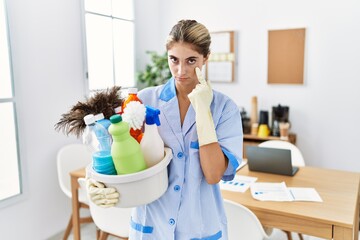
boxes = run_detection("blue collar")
[159,77,176,102]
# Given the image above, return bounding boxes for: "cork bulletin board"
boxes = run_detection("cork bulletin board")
[206,31,235,83]
[268,28,306,84]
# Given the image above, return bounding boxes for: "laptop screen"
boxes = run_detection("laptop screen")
[246,146,299,176]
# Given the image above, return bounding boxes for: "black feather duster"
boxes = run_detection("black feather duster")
[54,86,124,138]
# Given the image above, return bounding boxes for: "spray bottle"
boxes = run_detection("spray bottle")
[140,106,164,167]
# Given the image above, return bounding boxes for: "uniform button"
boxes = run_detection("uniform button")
[177,152,184,158]
[174,185,181,192]
[169,218,175,225]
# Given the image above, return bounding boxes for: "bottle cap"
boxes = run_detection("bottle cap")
[145,105,161,126]
[94,113,105,121]
[110,114,122,124]
[128,88,138,94]
[84,114,95,125]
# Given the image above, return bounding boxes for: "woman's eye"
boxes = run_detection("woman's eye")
[188,58,196,65]
[169,57,178,63]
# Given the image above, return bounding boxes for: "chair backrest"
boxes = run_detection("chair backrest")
[57,143,92,202]
[78,178,133,238]
[258,140,305,167]
[224,199,270,240]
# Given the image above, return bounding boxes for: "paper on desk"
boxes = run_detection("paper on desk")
[220,175,257,193]
[288,187,323,202]
[250,182,323,202]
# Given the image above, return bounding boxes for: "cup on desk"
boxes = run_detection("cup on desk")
[251,123,259,135]
[258,124,270,138]
[279,122,290,140]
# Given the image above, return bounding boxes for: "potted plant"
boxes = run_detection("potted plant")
[137,51,171,88]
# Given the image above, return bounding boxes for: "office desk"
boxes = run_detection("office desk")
[222,165,360,240]
[70,166,359,240]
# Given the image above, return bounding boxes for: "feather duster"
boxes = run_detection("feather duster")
[54,86,124,138]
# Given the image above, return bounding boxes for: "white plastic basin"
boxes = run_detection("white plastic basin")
[86,147,172,208]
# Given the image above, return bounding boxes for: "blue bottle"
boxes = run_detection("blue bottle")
[84,114,112,151]
[83,114,116,175]
[95,113,111,130]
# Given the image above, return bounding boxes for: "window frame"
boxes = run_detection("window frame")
[79,0,136,96]
[0,0,23,209]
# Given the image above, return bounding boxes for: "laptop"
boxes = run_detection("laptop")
[246,146,299,176]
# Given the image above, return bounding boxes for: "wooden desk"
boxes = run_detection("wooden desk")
[70,168,86,240]
[222,165,360,240]
[71,165,359,240]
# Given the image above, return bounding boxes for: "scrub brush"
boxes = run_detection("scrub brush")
[122,101,146,130]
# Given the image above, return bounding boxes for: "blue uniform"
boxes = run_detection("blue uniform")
[129,78,243,240]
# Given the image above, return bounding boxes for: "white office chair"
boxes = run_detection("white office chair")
[57,143,93,239]
[258,140,305,240]
[78,178,133,240]
[224,199,271,240]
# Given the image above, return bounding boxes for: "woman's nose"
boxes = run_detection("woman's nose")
[177,63,187,75]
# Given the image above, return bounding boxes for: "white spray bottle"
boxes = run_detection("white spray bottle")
[140,106,164,167]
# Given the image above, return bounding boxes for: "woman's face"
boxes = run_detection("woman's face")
[167,42,208,89]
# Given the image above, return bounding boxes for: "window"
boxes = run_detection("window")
[81,0,135,91]
[0,0,22,204]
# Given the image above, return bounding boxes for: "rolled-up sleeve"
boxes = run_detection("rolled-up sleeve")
[214,98,243,181]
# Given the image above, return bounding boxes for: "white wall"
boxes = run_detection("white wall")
[0,0,359,239]
[151,0,360,171]
[0,0,86,239]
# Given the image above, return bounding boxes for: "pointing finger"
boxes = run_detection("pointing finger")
[195,67,207,85]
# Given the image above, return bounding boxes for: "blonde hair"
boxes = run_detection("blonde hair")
[166,20,211,58]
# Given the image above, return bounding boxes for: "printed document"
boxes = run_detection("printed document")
[220,175,257,193]
[250,182,323,202]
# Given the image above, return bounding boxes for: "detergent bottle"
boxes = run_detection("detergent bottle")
[140,106,164,167]
[82,114,99,153]
[83,114,112,151]
[83,114,116,175]
[108,114,147,174]
[94,113,111,130]
[122,88,143,143]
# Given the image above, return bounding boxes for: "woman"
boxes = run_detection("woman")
[132,20,243,239]
[88,19,243,239]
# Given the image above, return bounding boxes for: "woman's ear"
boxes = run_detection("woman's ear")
[203,53,210,65]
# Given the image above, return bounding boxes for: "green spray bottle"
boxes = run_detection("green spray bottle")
[108,114,147,174]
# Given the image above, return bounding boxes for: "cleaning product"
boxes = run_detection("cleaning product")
[122,101,146,143]
[83,114,115,175]
[108,114,147,174]
[94,113,111,130]
[92,150,117,175]
[122,88,143,143]
[140,106,164,167]
[82,114,99,153]
[83,114,112,151]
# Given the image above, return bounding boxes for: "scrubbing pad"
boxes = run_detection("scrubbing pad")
[122,101,146,130]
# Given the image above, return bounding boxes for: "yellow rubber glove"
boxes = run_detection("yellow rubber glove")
[188,67,217,146]
[86,178,120,208]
